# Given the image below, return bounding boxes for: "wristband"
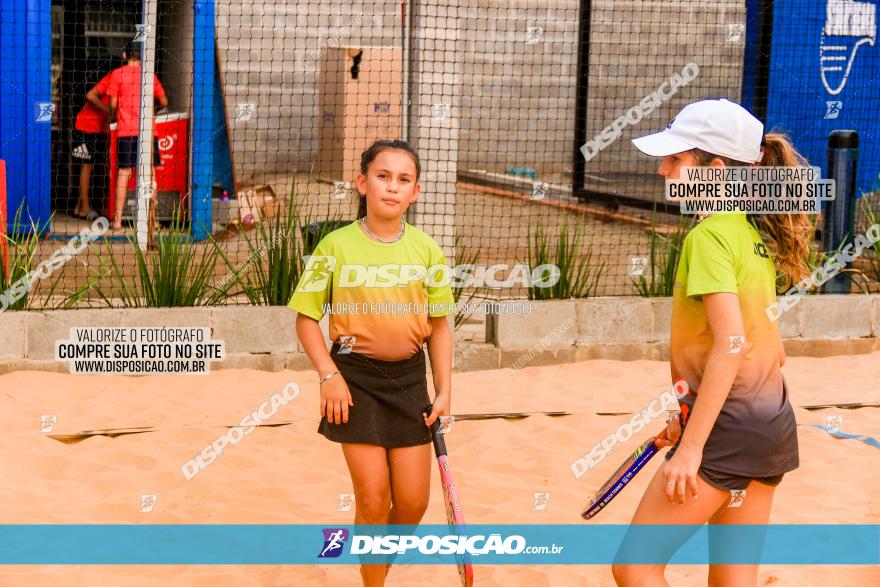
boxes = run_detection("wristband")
[319,370,340,384]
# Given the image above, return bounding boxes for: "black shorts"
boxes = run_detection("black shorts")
[116,136,162,169]
[665,449,785,491]
[698,467,784,491]
[317,344,431,448]
[71,130,107,163]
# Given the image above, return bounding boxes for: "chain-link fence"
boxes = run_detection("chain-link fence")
[1,0,878,315]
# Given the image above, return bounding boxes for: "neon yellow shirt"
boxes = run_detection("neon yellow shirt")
[288,221,454,361]
[670,213,798,476]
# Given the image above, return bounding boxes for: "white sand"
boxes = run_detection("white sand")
[1,353,878,585]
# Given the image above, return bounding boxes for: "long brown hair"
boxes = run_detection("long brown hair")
[692,133,813,291]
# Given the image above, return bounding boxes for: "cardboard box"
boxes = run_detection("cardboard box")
[316,47,404,184]
[255,185,283,219]
[237,189,262,226]
[236,185,284,225]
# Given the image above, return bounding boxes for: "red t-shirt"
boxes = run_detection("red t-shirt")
[74,74,113,134]
[106,63,167,137]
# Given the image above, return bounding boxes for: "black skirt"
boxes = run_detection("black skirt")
[318,344,432,448]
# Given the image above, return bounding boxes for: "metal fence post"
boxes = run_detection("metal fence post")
[822,130,859,294]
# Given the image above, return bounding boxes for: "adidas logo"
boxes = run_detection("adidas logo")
[72,144,90,159]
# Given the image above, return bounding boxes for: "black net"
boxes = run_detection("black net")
[1,0,878,315]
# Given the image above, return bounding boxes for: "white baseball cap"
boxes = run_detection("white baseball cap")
[631,98,764,163]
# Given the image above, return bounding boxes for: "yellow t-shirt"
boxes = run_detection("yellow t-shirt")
[288,221,455,361]
[670,213,798,476]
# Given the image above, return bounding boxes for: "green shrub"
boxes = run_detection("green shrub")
[527,219,604,300]
[632,212,692,297]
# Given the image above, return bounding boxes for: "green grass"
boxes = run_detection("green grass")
[213,175,342,306]
[451,234,486,329]
[0,206,42,311]
[527,219,604,300]
[861,196,880,288]
[74,212,228,307]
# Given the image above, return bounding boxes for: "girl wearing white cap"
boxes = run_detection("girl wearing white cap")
[612,99,810,586]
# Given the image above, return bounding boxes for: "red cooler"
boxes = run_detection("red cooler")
[108,112,189,222]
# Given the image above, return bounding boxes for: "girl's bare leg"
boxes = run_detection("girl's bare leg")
[612,463,729,587]
[707,480,776,587]
[385,444,432,578]
[342,443,392,587]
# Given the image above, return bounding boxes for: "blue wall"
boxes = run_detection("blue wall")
[191,0,216,240]
[765,0,880,196]
[0,0,52,233]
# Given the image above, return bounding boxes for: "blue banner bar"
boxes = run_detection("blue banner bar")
[0,525,877,565]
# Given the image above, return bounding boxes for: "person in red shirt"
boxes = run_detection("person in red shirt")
[71,70,112,221]
[107,41,169,240]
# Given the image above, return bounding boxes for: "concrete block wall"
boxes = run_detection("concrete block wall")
[2,296,877,375]
[584,0,745,178]
[215,2,400,184]
[214,1,745,182]
[488,295,880,367]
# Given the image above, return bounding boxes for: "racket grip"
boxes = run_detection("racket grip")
[424,403,448,456]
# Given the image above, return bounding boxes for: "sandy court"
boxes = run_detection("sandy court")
[0,352,878,586]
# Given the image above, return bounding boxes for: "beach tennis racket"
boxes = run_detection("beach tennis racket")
[426,405,474,587]
[580,431,667,520]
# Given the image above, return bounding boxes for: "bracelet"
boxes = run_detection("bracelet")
[319,370,340,384]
